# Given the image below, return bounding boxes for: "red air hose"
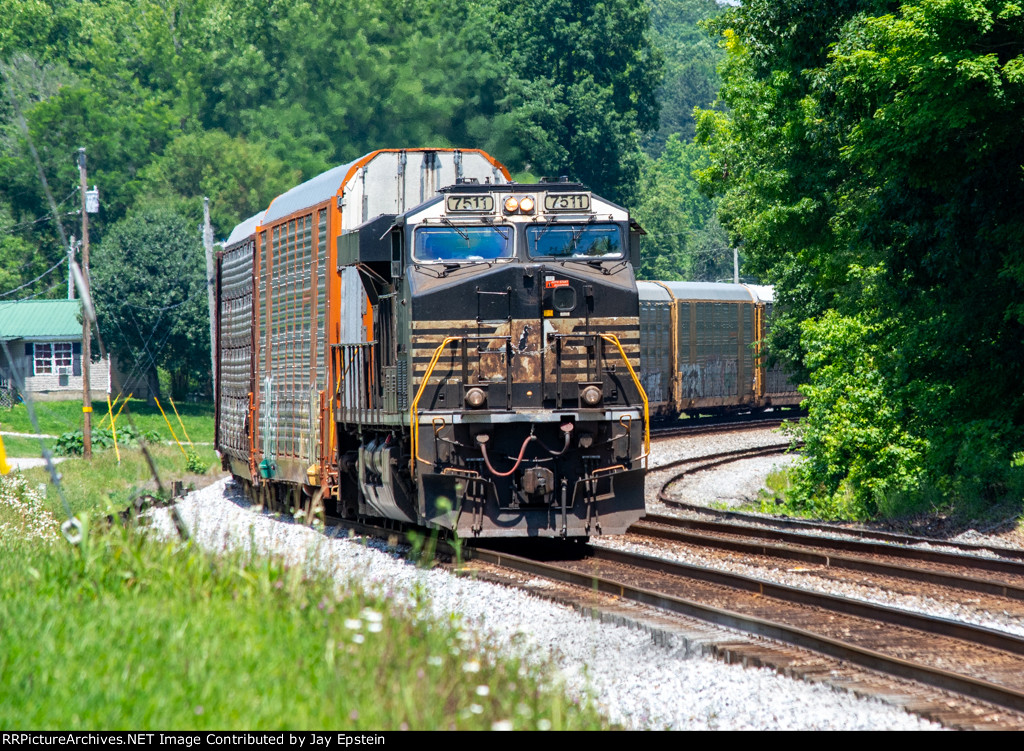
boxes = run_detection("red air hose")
[479,435,536,477]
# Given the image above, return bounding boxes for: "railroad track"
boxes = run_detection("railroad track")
[633,513,1024,599]
[646,499,1024,562]
[317,437,1024,727]
[459,539,1024,729]
[650,412,797,440]
[318,506,1024,727]
[652,442,795,476]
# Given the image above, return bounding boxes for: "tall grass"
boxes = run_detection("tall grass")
[0,519,608,730]
[0,453,609,731]
[13,445,219,520]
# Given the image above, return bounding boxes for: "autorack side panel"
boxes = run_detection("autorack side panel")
[746,285,801,405]
[251,209,323,483]
[637,281,674,415]
[659,282,758,411]
[216,212,262,469]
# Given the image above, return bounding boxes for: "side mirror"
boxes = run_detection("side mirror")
[391,227,404,280]
[628,220,646,269]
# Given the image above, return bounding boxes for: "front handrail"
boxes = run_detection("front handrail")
[409,336,460,476]
[598,333,650,459]
[408,331,650,478]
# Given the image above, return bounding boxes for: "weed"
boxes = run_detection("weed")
[185,450,210,474]
[0,520,609,730]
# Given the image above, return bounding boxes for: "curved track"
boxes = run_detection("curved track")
[461,539,1024,727]
[634,513,1024,598]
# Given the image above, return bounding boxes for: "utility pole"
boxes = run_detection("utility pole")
[203,197,216,395]
[78,148,92,460]
[733,246,739,284]
[68,236,76,300]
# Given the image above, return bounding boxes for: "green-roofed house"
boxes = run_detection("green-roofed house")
[0,299,112,401]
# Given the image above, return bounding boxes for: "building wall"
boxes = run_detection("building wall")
[1,342,120,402]
[22,354,113,402]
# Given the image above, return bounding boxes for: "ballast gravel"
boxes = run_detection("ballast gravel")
[151,479,939,731]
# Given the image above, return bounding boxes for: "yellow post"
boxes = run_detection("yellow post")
[167,396,194,450]
[106,395,121,464]
[154,397,188,458]
[0,435,11,475]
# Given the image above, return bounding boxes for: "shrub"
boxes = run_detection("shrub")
[54,425,161,456]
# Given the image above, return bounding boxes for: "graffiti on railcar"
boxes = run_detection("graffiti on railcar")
[679,357,739,399]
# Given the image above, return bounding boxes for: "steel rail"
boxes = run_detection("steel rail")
[651,501,1024,564]
[631,518,1024,601]
[638,513,1024,584]
[463,544,1024,713]
[653,443,793,478]
[650,416,789,440]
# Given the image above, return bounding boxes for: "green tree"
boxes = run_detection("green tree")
[91,206,209,400]
[644,0,724,155]
[0,0,665,278]
[634,134,732,281]
[491,0,663,204]
[133,130,300,239]
[698,0,1024,514]
[0,200,46,297]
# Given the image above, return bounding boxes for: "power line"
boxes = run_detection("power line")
[0,189,78,235]
[0,255,66,299]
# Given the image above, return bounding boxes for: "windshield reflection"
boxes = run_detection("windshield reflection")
[526,224,623,259]
[414,226,513,262]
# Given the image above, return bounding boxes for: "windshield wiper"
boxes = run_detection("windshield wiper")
[440,217,471,239]
[440,217,469,240]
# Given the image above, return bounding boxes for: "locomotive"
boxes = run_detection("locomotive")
[216,148,648,539]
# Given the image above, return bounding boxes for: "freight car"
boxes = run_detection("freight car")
[637,281,800,419]
[216,148,648,539]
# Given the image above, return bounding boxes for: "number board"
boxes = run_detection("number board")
[543,193,591,212]
[445,194,494,213]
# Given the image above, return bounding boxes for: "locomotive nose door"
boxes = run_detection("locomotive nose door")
[540,274,590,408]
[508,314,544,407]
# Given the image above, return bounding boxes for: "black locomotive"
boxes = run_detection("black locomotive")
[217,149,648,539]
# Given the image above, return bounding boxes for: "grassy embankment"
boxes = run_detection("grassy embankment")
[0,398,215,460]
[0,400,608,730]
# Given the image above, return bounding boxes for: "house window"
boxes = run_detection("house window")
[34,342,73,375]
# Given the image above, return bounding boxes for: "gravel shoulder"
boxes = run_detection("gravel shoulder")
[152,478,939,730]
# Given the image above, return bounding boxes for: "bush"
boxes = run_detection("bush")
[784,311,928,519]
[54,425,161,457]
[184,450,209,474]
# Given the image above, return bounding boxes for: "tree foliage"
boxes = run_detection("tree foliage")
[643,0,724,154]
[0,0,664,233]
[91,206,209,400]
[491,0,663,203]
[0,0,666,394]
[698,0,1024,514]
[634,134,731,281]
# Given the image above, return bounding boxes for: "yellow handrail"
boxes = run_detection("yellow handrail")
[408,333,650,477]
[598,333,650,459]
[409,336,460,477]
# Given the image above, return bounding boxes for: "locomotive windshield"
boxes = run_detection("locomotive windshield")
[414,225,513,262]
[526,223,623,259]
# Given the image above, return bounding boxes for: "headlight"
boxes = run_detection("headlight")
[503,196,520,214]
[580,385,602,406]
[465,386,488,408]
